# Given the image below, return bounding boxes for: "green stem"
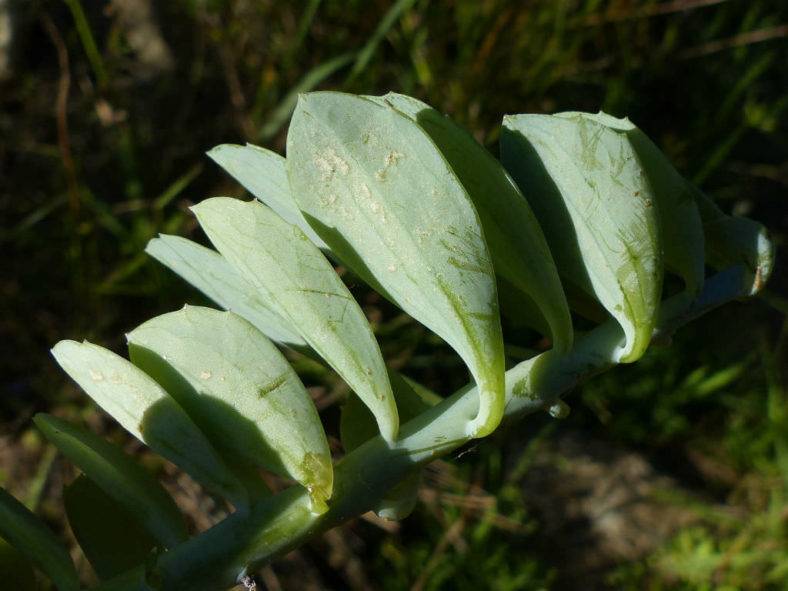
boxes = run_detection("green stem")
[93,264,755,591]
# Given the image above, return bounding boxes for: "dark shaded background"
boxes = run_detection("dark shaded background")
[1,1,787,589]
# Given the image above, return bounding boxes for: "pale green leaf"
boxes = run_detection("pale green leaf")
[368,92,572,352]
[34,413,188,548]
[0,487,79,591]
[573,112,705,297]
[191,197,399,442]
[287,92,505,437]
[207,144,328,249]
[688,184,773,296]
[344,0,417,86]
[51,340,249,508]
[502,112,663,363]
[146,235,306,349]
[127,306,333,509]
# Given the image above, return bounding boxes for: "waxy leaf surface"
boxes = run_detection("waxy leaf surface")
[192,197,399,442]
[208,144,328,249]
[146,235,306,349]
[51,340,249,508]
[369,92,572,352]
[689,184,774,296]
[35,414,188,548]
[127,306,333,508]
[287,92,505,437]
[576,112,705,297]
[502,112,663,363]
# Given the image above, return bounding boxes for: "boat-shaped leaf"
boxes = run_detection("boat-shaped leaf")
[287,92,505,437]
[51,340,249,508]
[207,144,328,249]
[368,92,572,352]
[580,112,705,297]
[502,112,663,363]
[191,197,399,442]
[146,234,306,349]
[127,306,333,509]
[689,184,773,296]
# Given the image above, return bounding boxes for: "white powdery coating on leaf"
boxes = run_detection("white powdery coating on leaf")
[314,148,349,181]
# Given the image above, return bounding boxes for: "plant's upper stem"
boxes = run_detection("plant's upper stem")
[93,263,758,591]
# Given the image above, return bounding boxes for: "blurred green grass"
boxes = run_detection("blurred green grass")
[1,0,786,589]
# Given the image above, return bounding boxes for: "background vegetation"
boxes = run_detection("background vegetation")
[1,0,786,589]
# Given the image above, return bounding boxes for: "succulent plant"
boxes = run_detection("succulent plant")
[0,92,773,591]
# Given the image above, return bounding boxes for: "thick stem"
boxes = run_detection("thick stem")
[94,265,755,591]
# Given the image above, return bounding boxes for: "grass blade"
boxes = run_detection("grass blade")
[34,413,188,548]
[258,52,355,141]
[0,487,79,591]
[372,92,573,352]
[343,0,417,87]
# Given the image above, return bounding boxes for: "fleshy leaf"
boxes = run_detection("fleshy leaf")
[51,340,249,508]
[502,112,663,363]
[689,184,774,295]
[146,235,307,349]
[127,306,333,509]
[572,112,705,297]
[287,92,505,437]
[191,197,399,442]
[35,414,187,548]
[207,144,328,249]
[368,92,572,352]
[0,487,79,591]
[63,474,159,580]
